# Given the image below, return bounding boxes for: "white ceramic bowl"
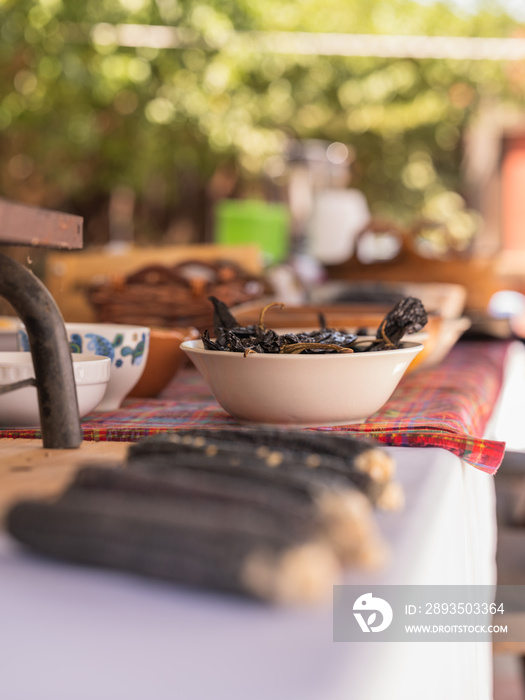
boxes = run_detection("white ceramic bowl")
[19,323,150,411]
[181,339,423,427]
[0,352,111,427]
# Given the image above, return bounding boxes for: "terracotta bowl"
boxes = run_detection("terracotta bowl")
[410,316,471,370]
[402,315,442,373]
[127,326,200,398]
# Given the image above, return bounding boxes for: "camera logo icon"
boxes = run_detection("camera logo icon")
[353,593,393,633]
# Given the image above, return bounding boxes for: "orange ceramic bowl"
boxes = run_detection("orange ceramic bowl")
[126,326,199,398]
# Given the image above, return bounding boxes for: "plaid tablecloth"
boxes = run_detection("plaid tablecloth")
[0,341,510,474]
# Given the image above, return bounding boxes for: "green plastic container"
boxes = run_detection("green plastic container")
[215,199,289,264]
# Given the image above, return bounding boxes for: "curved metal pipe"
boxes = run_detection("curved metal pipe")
[0,253,82,448]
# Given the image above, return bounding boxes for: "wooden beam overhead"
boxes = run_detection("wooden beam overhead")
[0,198,83,250]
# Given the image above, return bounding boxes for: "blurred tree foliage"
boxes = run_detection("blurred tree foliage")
[0,0,522,247]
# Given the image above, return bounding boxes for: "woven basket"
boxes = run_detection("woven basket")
[86,259,264,331]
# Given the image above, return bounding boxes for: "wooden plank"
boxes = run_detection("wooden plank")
[0,439,129,525]
[46,243,263,322]
[0,198,83,249]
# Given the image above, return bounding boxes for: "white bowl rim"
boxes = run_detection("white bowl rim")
[0,352,111,385]
[0,351,110,362]
[181,339,424,358]
[63,323,150,334]
[402,331,429,348]
[18,323,151,334]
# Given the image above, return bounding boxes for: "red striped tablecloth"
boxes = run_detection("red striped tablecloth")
[0,341,510,474]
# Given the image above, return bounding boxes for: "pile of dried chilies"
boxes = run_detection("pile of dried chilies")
[202,296,428,355]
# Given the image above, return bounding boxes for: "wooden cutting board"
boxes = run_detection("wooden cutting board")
[0,439,130,526]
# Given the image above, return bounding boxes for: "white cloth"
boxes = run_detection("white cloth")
[0,446,496,700]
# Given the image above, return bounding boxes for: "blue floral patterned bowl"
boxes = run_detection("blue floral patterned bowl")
[19,322,150,411]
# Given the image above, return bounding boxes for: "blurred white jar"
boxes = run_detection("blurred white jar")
[307,189,370,265]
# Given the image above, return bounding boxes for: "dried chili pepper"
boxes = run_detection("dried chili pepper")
[203,295,426,354]
[372,296,427,351]
[204,297,358,354]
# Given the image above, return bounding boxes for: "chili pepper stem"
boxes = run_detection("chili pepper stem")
[258,302,285,330]
[378,319,396,348]
[280,343,354,354]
